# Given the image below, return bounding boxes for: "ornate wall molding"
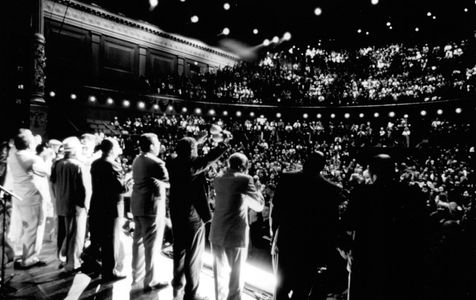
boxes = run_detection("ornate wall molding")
[44,0,239,68]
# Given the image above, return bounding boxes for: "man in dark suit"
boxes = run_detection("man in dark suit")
[167,132,231,300]
[342,154,428,300]
[89,138,127,281]
[270,151,342,300]
[130,133,169,291]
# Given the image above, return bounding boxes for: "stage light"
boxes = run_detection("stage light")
[123,100,130,107]
[89,95,96,102]
[464,8,468,12]
[223,110,228,116]
[222,27,230,35]
[223,3,230,10]
[314,7,322,16]
[317,113,322,119]
[253,28,259,35]
[250,112,255,117]
[389,26,393,30]
[153,104,159,110]
[180,0,185,2]
[437,109,443,115]
[365,31,370,35]
[70,93,77,100]
[182,107,187,113]
[272,36,279,43]
[455,107,462,114]
[357,29,362,34]
[371,0,379,5]
[359,113,364,118]
[420,110,427,116]
[374,112,379,118]
[138,101,145,109]
[330,113,335,119]
[427,11,432,17]
[404,114,409,118]
[209,109,216,116]
[433,15,437,20]
[195,108,202,114]
[194,61,198,65]
[167,105,174,111]
[107,97,114,105]
[191,15,199,23]
[415,27,419,32]
[276,112,282,118]
[236,111,242,117]
[149,0,158,8]
[263,39,270,46]
[49,91,56,97]
[389,111,395,117]
[283,32,292,41]
[303,113,309,119]
[344,113,350,119]
[386,22,391,26]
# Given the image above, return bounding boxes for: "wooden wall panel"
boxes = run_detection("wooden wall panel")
[100,37,139,87]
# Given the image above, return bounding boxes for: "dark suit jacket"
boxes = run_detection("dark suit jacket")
[342,181,428,300]
[90,157,126,218]
[167,143,228,231]
[270,171,342,264]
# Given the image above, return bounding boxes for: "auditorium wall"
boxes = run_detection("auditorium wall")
[43,0,238,92]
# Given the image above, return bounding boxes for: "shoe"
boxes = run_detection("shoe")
[14,260,47,270]
[144,281,169,292]
[101,274,127,283]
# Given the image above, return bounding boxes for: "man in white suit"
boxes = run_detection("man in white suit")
[210,153,264,300]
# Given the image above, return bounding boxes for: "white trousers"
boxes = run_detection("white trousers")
[211,244,247,300]
[17,203,46,266]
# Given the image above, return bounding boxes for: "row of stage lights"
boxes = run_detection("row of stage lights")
[48,91,464,119]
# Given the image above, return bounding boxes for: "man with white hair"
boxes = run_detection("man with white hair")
[7,129,49,269]
[50,137,87,273]
[210,152,264,300]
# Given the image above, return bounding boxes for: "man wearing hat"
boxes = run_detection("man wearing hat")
[50,137,88,272]
[210,152,264,300]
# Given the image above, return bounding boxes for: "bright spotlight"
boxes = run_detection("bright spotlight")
[223,3,230,10]
[374,112,379,118]
[49,91,56,97]
[223,110,228,116]
[272,36,279,43]
[415,27,419,32]
[330,113,336,119]
[420,110,427,116]
[182,107,188,113]
[236,111,242,117]
[263,39,270,46]
[404,114,409,118]
[389,111,395,117]
[357,29,362,34]
[153,104,159,110]
[317,113,322,119]
[283,32,292,41]
[149,0,158,8]
[70,93,76,100]
[276,112,282,118]
[250,112,255,117]
[222,27,230,35]
[386,22,391,26]
[303,113,308,119]
[437,109,443,115]
[167,105,174,111]
[138,101,145,109]
[359,113,364,118]
[107,97,114,105]
[314,7,322,16]
[455,107,462,114]
[344,113,350,119]
[371,0,379,5]
[209,109,216,115]
[253,28,259,35]
[89,95,96,102]
[195,108,202,114]
[427,12,432,17]
[123,100,130,107]
[191,15,199,23]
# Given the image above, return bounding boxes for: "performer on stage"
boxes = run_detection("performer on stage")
[8,129,49,269]
[50,137,88,273]
[167,129,231,300]
[210,152,264,300]
[130,133,169,291]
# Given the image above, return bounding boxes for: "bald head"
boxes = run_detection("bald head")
[228,152,248,172]
[369,154,395,182]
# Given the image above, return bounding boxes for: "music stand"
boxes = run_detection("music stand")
[0,184,21,295]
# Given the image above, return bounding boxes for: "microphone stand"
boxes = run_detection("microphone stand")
[0,184,20,295]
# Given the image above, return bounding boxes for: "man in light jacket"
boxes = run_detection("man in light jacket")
[210,152,264,300]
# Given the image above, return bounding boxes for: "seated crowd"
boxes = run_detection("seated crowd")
[150,40,476,106]
[0,110,474,299]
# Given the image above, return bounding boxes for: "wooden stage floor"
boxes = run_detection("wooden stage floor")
[3,240,272,300]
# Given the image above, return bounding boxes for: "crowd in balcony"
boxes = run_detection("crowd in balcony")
[151,40,476,106]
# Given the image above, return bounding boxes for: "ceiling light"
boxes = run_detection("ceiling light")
[283,32,292,41]
[222,27,230,35]
[263,39,270,46]
[191,15,199,23]
[223,3,230,10]
[314,7,322,16]
[253,28,258,34]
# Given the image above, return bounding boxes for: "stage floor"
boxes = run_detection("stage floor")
[3,240,273,300]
